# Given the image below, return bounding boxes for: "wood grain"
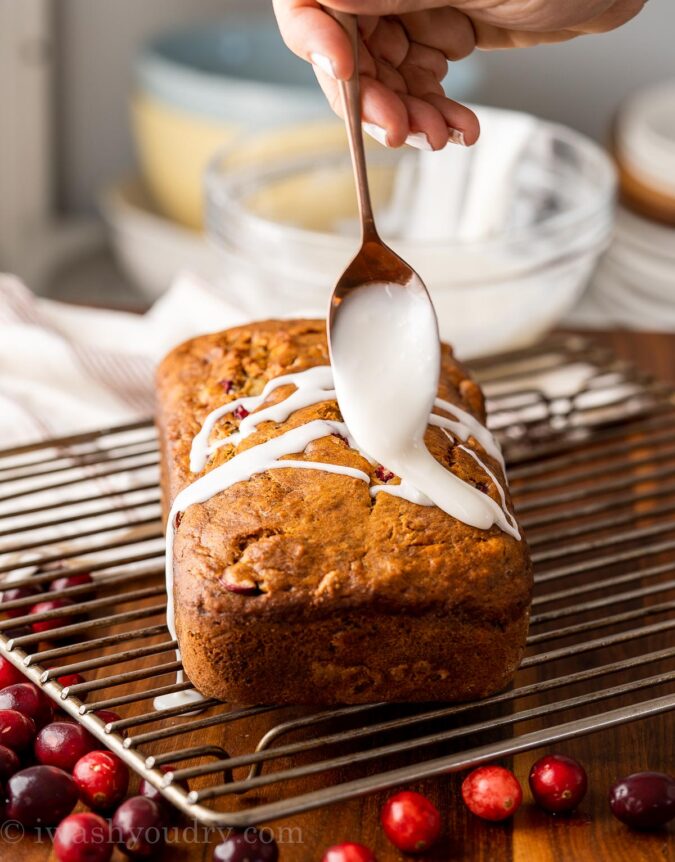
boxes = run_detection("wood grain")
[8,329,675,862]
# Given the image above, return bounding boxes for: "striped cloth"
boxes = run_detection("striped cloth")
[0,273,250,447]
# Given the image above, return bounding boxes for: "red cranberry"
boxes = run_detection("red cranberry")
[221,575,262,596]
[375,465,395,483]
[609,772,675,830]
[30,598,76,633]
[58,672,86,691]
[94,709,122,728]
[322,843,376,862]
[3,623,32,640]
[49,572,93,592]
[54,812,113,862]
[0,742,20,780]
[219,379,235,393]
[462,765,523,821]
[529,754,588,814]
[111,796,166,858]
[140,763,188,805]
[173,511,183,529]
[0,584,41,617]
[6,764,78,825]
[0,655,25,688]
[35,721,96,772]
[331,432,349,445]
[233,405,249,421]
[0,681,54,727]
[0,708,36,752]
[381,790,441,853]
[73,750,129,810]
[213,829,279,862]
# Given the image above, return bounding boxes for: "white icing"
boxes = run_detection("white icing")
[153,684,206,712]
[190,366,335,472]
[432,398,505,471]
[330,283,518,538]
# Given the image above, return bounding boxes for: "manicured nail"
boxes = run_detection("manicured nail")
[362,123,389,147]
[404,132,433,151]
[448,128,467,146]
[310,52,336,79]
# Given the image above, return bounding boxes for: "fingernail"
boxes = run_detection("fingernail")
[404,132,433,151]
[310,52,336,79]
[362,123,389,147]
[448,128,467,147]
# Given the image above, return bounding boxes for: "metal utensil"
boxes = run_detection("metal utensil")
[324,10,439,344]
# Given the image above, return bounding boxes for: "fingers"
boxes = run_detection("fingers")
[422,93,480,146]
[272,0,354,79]
[274,0,482,151]
[400,93,453,150]
[314,59,479,150]
[313,66,410,146]
[399,8,476,60]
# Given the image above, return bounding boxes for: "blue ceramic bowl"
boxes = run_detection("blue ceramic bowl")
[136,19,329,127]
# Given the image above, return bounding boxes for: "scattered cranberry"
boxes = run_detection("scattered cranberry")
[0,655,25,688]
[6,764,78,826]
[375,465,395,483]
[4,623,32,640]
[462,765,523,822]
[111,796,166,858]
[609,772,675,830]
[49,572,93,592]
[0,584,41,617]
[54,812,113,862]
[529,754,587,814]
[233,405,249,421]
[219,379,235,393]
[322,843,376,862]
[0,708,36,751]
[0,743,20,780]
[74,750,129,810]
[58,672,86,692]
[0,681,54,727]
[94,709,122,728]
[173,511,183,530]
[29,598,76,633]
[35,721,96,772]
[331,432,349,445]
[381,790,441,853]
[140,763,188,805]
[213,828,279,862]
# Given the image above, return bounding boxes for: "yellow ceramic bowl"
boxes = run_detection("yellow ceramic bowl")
[131,92,238,231]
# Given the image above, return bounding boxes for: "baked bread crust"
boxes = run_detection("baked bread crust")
[156,319,532,704]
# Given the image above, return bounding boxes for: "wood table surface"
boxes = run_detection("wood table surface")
[9,328,675,862]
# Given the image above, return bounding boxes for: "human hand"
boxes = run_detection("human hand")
[273,0,645,150]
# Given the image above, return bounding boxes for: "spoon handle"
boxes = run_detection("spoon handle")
[324,9,378,241]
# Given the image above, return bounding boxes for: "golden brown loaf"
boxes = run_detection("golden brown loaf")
[156,319,532,705]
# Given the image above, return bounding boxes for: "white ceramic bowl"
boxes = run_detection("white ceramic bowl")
[101,179,222,301]
[205,111,617,359]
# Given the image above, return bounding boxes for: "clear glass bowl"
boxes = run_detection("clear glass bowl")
[205,111,616,358]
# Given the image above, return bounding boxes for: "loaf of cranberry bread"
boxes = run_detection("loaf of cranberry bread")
[156,319,532,705]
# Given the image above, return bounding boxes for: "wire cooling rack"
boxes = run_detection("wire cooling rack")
[0,334,673,827]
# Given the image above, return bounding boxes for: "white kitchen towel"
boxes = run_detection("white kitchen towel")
[0,272,250,447]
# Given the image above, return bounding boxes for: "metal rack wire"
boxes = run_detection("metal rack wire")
[0,335,673,827]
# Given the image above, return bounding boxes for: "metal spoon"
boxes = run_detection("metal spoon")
[324,10,440,346]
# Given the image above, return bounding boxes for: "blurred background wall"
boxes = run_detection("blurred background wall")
[54,0,672,215]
